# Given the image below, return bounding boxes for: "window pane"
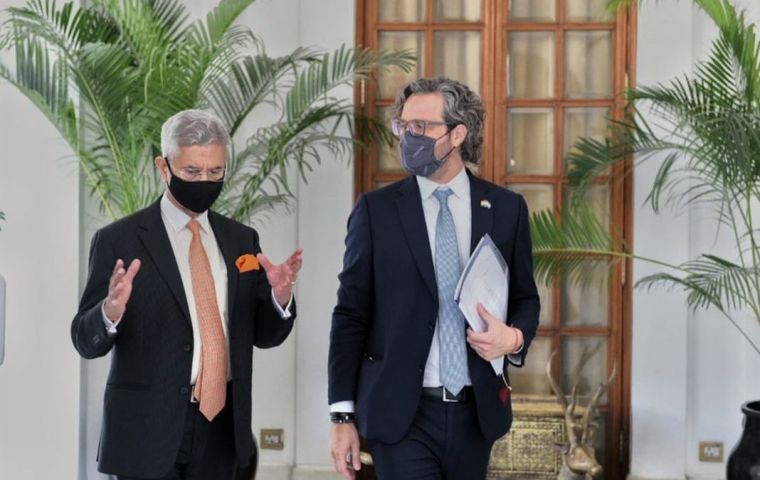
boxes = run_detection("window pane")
[564,107,609,158]
[434,31,481,89]
[565,183,610,231]
[435,0,481,22]
[509,0,556,22]
[561,263,610,327]
[375,106,403,173]
[536,283,553,327]
[378,32,425,99]
[507,108,554,175]
[565,31,613,99]
[560,336,609,403]
[379,0,425,22]
[508,183,555,327]
[566,0,615,22]
[508,31,555,98]
[510,336,552,395]
[508,183,554,214]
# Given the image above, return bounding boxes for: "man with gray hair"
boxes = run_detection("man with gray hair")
[329,78,540,479]
[72,109,303,479]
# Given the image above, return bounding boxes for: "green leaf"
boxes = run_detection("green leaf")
[531,203,622,288]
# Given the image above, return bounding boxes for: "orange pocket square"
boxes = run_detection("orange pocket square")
[235,254,260,273]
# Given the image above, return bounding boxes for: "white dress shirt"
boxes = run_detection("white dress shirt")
[417,167,474,388]
[102,194,292,385]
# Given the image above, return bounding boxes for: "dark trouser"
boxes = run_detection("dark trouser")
[367,389,494,480]
[118,386,236,480]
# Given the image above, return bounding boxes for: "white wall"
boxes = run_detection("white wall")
[684,4,760,479]
[630,2,693,477]
[293,0,354,475]
[631,1,760,479]
[0,0,81,476]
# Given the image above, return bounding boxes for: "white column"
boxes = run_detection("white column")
[293,0,355,477]
[0,0,81,477]
[629,1,693,478]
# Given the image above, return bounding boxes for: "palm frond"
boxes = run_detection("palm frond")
[637,255,760,312]
[285,45,414,123]
[531,203,623,288]
[200,49,305,134]
[0,0,415,225]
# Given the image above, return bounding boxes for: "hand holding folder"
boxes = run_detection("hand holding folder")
[455,234,509,374]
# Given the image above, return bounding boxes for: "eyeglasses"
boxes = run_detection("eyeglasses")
[391,119,450,138]
[165,158,226,182]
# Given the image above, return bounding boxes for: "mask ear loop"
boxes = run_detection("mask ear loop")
[434,127,458,165]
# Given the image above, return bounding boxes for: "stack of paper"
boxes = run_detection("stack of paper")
[454,234,509,375]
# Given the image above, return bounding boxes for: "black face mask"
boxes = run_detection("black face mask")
[165,161,224,214]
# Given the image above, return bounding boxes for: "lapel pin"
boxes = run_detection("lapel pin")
[480,199,491,209]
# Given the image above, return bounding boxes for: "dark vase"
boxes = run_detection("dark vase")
[727,400,760,480]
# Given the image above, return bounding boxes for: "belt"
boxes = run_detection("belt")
[422,386,473,403]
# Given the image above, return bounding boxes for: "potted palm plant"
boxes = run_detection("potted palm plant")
[531,0,760,477]
[0,0,413,221]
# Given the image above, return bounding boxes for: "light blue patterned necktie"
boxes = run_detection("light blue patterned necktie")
[433,188,468,395]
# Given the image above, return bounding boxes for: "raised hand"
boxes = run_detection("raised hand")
[103,258,141,323]
[257,248,303,307]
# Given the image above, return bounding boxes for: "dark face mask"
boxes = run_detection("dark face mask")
[165,161,224,214]
[399,130,455,178]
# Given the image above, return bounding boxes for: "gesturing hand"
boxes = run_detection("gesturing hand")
[257,248,303,307]
[103,258,141,323]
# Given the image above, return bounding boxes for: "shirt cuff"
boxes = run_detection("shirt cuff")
[271,290,294,319]
[330,401,355,413]
[101,301,120,336]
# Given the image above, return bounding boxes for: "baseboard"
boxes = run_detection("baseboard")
[255,465,291,480]
[627,475,685,480]
[291,466,342,480]
[256,464,341,480]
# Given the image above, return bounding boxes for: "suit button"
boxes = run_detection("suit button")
[428,322,434,330]
[180,386,189,395]
[418,367,424,373]
[183,344,192,353]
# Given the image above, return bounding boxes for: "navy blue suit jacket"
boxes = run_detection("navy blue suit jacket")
[328,171,540,444]
[71,201,295,478]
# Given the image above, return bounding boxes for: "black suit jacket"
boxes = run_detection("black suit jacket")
[328,172,539,444]
[71,200,295,478]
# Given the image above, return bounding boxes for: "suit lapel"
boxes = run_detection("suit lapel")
[208,211,238,318]
[138,202,191,322]
[396,177,438,300]
[468,171,494,253]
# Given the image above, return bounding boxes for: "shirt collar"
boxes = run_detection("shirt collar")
[160,193,211,234]
[416,166,470,201]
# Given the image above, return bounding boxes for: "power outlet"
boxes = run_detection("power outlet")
[698,441,723,462]
[260,429,285,450]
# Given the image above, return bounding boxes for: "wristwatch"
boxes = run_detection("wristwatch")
[330,412,356,424]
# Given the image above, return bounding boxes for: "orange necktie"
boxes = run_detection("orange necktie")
[187,219,227,421]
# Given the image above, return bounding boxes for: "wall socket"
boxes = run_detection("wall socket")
[260,429,285,450]
[698,441,724,462]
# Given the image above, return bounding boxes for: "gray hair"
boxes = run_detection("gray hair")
[160,109,231,160]
[392,77,485,165]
